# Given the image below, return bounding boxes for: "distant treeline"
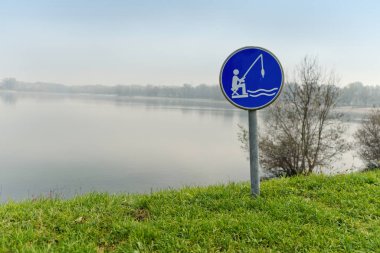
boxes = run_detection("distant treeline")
[1,78,379,106]
[339,82,380,106]
[0,78,224,100]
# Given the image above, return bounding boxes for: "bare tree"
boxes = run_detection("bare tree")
[354,109,380,169]
[239,56,349,176]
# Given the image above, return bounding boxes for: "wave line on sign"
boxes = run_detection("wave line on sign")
[249,93,276,97]
[247,88,278,93]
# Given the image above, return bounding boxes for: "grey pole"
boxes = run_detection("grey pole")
[248,110,260,196]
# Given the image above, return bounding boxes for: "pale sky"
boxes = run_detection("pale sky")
[1,0,380,86]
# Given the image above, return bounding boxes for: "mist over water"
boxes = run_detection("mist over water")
[0,91,365,201]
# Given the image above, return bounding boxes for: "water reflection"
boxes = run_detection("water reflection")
[0,91,369,201]
[0,91,248,201]
[0,92,18,105]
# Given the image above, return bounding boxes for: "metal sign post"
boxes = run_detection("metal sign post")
[248,110,260,196]
[219,46,284,197]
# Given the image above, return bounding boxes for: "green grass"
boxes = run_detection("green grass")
[1,171,380,252]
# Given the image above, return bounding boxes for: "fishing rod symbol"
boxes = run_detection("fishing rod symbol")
[231,54,266,99]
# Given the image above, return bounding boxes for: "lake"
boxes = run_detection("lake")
[0,91,368,201]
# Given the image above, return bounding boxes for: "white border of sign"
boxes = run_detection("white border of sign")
[219,46,285,110]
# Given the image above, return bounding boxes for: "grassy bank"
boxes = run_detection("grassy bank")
[1,171,379,252]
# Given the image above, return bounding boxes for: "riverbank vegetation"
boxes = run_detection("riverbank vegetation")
[1,170,379,252]
[355,109,380,169]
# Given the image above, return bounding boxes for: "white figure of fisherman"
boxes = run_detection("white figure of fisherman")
[231,69,248,98]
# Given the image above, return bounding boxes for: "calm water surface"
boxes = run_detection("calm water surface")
[0,91,367,201]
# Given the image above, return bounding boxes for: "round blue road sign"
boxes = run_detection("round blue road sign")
[220,47,284,110]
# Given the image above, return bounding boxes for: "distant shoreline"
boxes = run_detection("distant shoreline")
[1,89,378,112]
[2,78,380,107]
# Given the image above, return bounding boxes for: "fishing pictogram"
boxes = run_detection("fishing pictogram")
[220,47,283,110]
